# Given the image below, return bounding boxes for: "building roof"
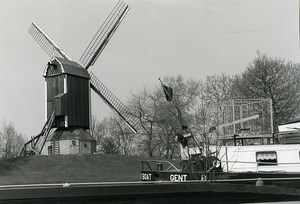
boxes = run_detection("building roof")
[48,127,96,141]
[279,118,300,126]
[44,57,90,79]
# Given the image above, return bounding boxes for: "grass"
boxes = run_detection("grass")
[0,154,150,185]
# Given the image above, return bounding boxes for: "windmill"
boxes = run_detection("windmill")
[20,1,140,156]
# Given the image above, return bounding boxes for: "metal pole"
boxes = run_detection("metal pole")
[240,105,243,130]
[232,100,236,135]
[270,99,274,143]
[225,146,229,172]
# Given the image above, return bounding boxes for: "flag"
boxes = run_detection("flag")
[163,85,173,102]
[158,78,173,102]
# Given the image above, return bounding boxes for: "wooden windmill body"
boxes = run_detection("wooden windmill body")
[20,1,140,156]
[43,58,95,155]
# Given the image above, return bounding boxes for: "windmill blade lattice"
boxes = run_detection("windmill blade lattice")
[90,71,140,133]
[80,0,129,69]
[29,22,71,60]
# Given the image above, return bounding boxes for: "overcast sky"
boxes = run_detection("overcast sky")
[0,0,299,138]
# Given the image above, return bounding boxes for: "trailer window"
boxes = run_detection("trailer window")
[256,151,277,166]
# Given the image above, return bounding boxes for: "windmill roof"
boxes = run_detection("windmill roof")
[44,57,90,79]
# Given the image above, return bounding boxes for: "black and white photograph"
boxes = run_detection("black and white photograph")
[0,0,300,203]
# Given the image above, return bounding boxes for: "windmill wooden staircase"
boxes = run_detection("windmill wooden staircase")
[19,112,56,157]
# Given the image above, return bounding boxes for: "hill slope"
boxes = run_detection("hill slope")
[0,154,148,185]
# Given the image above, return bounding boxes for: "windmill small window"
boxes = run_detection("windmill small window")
[72,140,76,146]
[47,63,60,76]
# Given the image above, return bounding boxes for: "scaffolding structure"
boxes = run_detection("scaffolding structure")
[208,99,273,139]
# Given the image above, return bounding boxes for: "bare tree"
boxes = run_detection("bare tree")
[155,76,201,159]
[163,75,201,127]
[0,121,25,158]
[154,99,178,159]
[108,116,137,155]
[204,73,235,105]
[101,137,119,154]
[129,88,162,157]
[127,75,201,158]
[90,115,109,151]
[233,52,300,128]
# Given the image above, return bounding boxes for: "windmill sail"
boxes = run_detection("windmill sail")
[29,22,71,60]
[80,0,130,69]
[90,71,140,133]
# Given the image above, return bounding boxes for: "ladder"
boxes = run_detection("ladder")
[51,140,60,155]
[19,111,56,157]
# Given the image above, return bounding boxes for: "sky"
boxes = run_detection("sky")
[0,0,299,139]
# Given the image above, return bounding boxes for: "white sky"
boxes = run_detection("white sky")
[0,0,299,139]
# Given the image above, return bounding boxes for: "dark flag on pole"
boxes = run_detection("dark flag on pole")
[163,85,173,102]
[158,78,173,102]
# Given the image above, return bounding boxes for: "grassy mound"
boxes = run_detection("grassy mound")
[0,154,148,185]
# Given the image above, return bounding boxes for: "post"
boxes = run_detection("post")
[225,146,229,172]
[240,104,244,129]
[157,163,163,171]
[234,134,237,146]
[232,100,236,135]
[256,178,264,186]
[270,99,274,144]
